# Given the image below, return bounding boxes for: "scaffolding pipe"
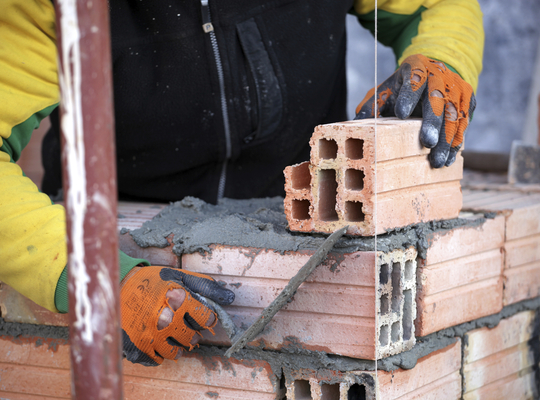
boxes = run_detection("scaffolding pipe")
[54,0,123,398]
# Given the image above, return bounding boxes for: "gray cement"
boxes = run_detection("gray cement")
[127,196,488,260]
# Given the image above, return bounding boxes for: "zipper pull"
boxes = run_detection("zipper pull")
[200,0,214,33]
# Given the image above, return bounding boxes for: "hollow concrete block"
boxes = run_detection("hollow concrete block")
[284,118,463,236]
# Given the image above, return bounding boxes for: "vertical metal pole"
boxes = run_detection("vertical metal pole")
[54,1,123,399]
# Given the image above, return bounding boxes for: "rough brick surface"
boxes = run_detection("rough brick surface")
[284,118,463,236]
[415,216,505,336]
[378,340,462,399]
[0,336,281,399]
[181,245,417,360]
[463,310,539,399]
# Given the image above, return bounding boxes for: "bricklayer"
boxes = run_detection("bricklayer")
[0,336,281,399]
[462,310,539,399]
[284,118,463,236]
[415,215,505,336]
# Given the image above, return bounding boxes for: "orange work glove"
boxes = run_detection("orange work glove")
[355,54,476,168]
[120,266,235,366]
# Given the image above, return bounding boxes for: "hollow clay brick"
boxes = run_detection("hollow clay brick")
[415,216,505,336]
[377,340,462,399]
[183,245,418,360]
[0,336,280,400]
[284,118,463,236]
[463,311,539,399]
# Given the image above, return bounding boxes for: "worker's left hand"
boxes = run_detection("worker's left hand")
[355,54,476,168]
[120,266,235,366]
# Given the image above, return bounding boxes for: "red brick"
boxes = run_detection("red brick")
[415,216,505,336]
[117,201,167,231]
[503,261,540,305]
[377,340,462,399]
[416,277,503,336]
[284,118,463,236]
[422,215,505,265]
[505,234,540,268]
[463,311,538,399]
[184,245,379,359]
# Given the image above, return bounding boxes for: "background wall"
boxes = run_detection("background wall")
[345,0,540,154]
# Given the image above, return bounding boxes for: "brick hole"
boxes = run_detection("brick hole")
[379,263,389,285]
[403,289,413,340]
[345,169,365,190]
[292,199,311,220]
[319,139,338,159]
[391,321,400,343]
[321,383,340,400]
[391,262,402,313]
[319,169,338,221]
[292,162,311,190]
[347,384,367,400]
[294,380,312,400]
[379,325,389,347]
[345,201,365,222]
[345,138,364,160]
[404,260,414,281]
[380,293,389,314]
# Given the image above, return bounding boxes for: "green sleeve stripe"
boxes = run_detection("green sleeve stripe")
[54,250,150,314]
[0,103,58,163]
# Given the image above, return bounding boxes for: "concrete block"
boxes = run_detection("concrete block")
[284,118,463,236]
[377,340,462,400]
[183,245,418,360]
[463,310,539,399]
[415,217,505,336]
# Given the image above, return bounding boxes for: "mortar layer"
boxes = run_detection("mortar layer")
[1,297,539,374]
[126,196,488,258]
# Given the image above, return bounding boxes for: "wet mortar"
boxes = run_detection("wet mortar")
[125,196,490,259]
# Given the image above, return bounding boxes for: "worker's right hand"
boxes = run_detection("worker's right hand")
[355,54,476,168]
[120,266,235,366]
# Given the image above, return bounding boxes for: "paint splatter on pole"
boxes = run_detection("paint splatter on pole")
[54,0,123,398]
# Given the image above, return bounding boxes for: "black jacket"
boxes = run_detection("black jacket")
[43,0,353,203]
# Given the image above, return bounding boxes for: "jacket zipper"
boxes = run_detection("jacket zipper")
[200,0,231,201]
